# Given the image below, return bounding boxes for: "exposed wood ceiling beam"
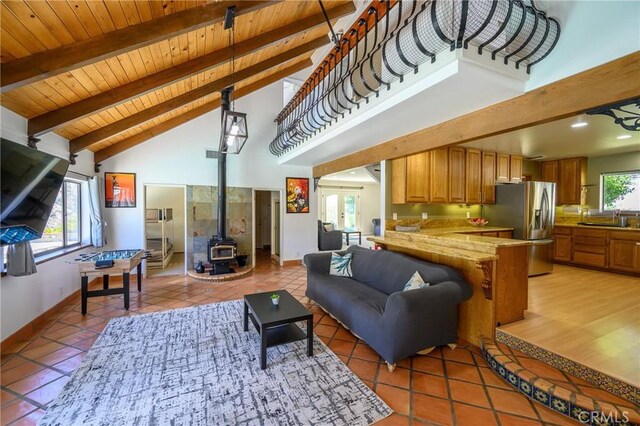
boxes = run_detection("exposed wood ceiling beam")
[0,1,278,92]
[312,52,640,177]
[27,2,355,138]
[94,59,312,163]
[70,37,325,153]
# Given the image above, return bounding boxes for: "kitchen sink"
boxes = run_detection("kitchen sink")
[577,222,624,227]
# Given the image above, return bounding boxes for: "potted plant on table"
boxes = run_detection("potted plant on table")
[271,294,280,306]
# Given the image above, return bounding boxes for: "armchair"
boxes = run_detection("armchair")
[318,220,343,251]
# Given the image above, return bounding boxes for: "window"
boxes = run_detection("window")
[601,171,640,211]
[31,180,82,256]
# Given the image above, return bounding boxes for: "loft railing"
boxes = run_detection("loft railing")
[270,0,560,157]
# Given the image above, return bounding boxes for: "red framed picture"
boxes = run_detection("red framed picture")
[286,177,309,213]
[105,172,136,208]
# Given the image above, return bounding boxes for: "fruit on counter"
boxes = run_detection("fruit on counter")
[468,217,489,226]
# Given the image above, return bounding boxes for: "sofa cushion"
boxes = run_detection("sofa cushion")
[307,272,387,329]
[346,246,464,295]
[329,252,352,277]
[403,271,430,291]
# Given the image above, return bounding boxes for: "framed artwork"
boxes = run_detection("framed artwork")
[286,177,309,213]
[105,172,136,208]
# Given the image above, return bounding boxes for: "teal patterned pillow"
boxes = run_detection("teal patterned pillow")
[403,271,430,291]
[329,252,353,277]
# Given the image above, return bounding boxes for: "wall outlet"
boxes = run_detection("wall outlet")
[466,212,471,219]
[392,213,398,220]
[422,212,428,219]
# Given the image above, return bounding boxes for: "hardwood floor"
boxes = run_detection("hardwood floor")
[499,264,640,387]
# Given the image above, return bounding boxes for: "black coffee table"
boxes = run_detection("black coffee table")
[243,290,313,369]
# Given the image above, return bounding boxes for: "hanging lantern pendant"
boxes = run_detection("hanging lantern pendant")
[221,110,248,154]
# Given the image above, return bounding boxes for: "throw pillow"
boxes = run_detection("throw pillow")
[323,223,335,232]
[330,252,352,277]
[403,271,430,291]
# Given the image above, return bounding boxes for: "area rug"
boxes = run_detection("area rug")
[39,300,392,425]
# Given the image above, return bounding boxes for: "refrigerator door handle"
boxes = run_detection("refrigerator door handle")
[540,188,550,231]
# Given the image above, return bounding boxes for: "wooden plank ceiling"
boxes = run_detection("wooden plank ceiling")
[0,0,355,161]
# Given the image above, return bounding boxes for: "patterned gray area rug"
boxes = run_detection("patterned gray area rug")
[39,300,392,425]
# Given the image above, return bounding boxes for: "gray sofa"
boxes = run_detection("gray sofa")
[304,246,472,368]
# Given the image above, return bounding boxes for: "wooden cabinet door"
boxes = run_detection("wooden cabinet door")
[481,151,496,204]
[609,239,639,273]
[430,147,449,203]
[540,161,558,183]
[510,155,523,182]
[498,230,513,239]
[496,154,510,182]
[406,152,430,203]
[465,149,482,204]
[554,235,572,262]
[391,157,407,204]
[449,147,466,204]
[558,157,586,205]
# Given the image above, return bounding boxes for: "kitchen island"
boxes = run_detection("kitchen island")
[369,224,530,347]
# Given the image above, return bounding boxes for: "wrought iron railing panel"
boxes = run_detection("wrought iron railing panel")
[270,0,561,157]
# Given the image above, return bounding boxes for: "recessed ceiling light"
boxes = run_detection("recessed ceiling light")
[617,135,632,140]
[350,171,356,175]
[571,122,588,128]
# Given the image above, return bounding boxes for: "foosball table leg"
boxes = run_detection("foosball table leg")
[81,275,88,316]
[123,272,130,311]
[136,263,142,292]
[103,274,109,290]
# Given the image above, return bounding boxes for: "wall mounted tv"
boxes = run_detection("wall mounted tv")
[1,138,70,246]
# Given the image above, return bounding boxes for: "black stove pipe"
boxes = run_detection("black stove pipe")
[217,87,232,241]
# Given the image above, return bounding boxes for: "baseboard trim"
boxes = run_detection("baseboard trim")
[1,275,140,352]
[1,289,81,353]
[282,259,302,266]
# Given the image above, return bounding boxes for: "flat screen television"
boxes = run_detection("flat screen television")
[1,138,70,246]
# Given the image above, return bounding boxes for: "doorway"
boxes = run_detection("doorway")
[144,185,186,277]
[254,190,281,266]
[320,189,361,231]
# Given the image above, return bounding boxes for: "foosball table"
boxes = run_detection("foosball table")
[75,249,148,315]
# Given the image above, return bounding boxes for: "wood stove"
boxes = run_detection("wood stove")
[207,238,237,275]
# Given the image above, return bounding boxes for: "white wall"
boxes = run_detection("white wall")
[317,180,381,235]
[99,81,318,262]
[1,106,95,341]
[526,1,640,90]
[145,186,186,252]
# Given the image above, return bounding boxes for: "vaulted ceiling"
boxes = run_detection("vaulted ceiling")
[0,0,355,163]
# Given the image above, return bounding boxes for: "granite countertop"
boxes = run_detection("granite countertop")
[555,223,640,232]
[409,226,514,236]
[367,236,498,262]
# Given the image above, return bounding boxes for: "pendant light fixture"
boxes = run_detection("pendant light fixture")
[220,6,248,155]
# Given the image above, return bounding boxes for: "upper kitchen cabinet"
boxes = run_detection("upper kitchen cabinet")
[541,157,587,205]
[430,147,450,203]
[496,154,523,183]
[540,160,558,183]
[391,157,407,204]
[449,147,466,204]
[406,152,430,203]
[466,149,482,204]
[481,151,497,204]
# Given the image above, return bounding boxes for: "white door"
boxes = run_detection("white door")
[320,190,360,231]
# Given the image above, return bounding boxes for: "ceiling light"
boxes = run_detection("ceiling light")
[350,171,356,175]
[617,135,632,140]
[571,122,588,128]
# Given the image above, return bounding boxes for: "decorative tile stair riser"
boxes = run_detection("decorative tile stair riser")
[39,301,392,425]
[482,339,640,426]
[496,329,639,406]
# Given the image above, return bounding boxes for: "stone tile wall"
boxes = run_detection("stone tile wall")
[186,185,252,269]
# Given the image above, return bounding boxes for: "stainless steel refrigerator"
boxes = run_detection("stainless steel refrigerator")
[485,181,555,276]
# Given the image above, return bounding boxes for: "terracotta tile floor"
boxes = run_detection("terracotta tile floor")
[1,254,615,425]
